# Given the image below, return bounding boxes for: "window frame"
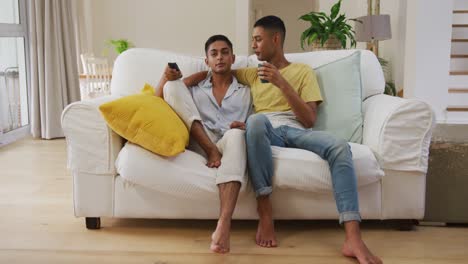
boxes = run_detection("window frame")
[0,0,31,146]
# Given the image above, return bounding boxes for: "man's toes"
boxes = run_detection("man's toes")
[211,244,228,254]
[210,244,221,253]
[373,256,383,264]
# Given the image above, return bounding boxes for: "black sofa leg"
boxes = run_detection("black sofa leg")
[396,219,418,231]
[85,217,101,229]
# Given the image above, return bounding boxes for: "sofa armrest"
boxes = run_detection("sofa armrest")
[61,95,124,175]
[363,94,434,173]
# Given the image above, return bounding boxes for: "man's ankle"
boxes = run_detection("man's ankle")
[344,220,363,240]
[256,196,272,216]
[216,218,231,230]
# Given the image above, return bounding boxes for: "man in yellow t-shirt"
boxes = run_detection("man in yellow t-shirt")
[235,16,382,264]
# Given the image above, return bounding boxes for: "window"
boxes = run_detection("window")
[0,0,29,145]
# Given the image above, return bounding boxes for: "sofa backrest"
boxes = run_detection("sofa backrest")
[111,48,384,99]
[247,49,384,99]
[111,48,248,96]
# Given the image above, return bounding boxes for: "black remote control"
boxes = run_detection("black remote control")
[168,62,180,71]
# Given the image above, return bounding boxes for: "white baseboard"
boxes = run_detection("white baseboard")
[0,125,31,147]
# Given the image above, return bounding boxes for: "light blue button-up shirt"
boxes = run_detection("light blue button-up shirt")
[190,74,252,142]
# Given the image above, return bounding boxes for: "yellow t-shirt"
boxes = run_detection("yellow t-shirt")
[235,63,322,113]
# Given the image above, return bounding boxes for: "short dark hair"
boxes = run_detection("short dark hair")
[254,15,286,45]
[204,35,233,54]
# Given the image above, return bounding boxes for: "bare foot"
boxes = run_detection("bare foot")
[256,218,277,248]
[206,148,222,168]
[342,238,382,264]
[256,197,277,248]
[210,220,230,254]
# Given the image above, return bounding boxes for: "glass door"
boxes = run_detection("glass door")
[0,0,29,146]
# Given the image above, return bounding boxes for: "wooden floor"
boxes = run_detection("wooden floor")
[1,138,468,263]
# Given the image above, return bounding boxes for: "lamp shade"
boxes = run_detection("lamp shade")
[354,15,392,41]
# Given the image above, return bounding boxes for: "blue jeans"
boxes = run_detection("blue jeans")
[246,114,361,224]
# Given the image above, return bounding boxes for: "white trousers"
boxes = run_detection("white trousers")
[163,80,248,189]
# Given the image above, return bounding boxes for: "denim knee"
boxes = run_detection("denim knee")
[246,114,269,136]
[334,138,350,151]
[329,137,351,155]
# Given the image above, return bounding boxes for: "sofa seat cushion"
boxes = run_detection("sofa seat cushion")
[272,142,383,193]
[116,142,220,200]
[116,142,383,199]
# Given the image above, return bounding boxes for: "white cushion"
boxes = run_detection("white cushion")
[116,142,383,198]
[116,142,219,200]
[272,143,384,193]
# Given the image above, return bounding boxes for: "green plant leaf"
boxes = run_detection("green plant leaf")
[378,57,389,68]
[385,82,396,96]
[299,0,357,50]
[299,14,315,22]
[321,34,330,47]
[300,28,313,50]
[330,0,342,20]
[335,32,346,48]
[299,12,326,22]
[107,39,133,54]
[335,14,345,25]
[308,33,318,46]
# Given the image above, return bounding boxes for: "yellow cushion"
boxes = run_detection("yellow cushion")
[99,84,189,156]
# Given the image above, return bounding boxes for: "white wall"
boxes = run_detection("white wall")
[252,0,318,54]
[85,0,317,56]
[235,0,253,55]
[318,0,406,91]
[319,0,454,123]
[84,0,456,123]
[88,0,238,60]
[403,0,453,123]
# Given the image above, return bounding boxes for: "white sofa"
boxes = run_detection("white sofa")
[62,48,434,229]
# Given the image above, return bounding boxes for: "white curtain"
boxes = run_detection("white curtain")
[28,0,80,139]
[73,0,94,74]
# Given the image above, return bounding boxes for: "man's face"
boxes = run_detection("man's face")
[251,26,276,61]
[205,40,235,74]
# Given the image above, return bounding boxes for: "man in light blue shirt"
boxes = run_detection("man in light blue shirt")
[190,72,252,143]
[155,35,251,254]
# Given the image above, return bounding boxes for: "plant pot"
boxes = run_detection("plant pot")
[310,35,343,51]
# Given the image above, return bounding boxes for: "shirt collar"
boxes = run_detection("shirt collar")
[199,72,242,93]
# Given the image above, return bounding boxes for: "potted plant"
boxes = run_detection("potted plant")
[107,39,134,55]
[378,57,397,96]
[299,0,356,50]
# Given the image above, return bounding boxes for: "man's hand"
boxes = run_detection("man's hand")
[155,65,183,98]
[257,62,287,89]
[258,62,317,128]
[230,121,246,130]
[164,65,183,81]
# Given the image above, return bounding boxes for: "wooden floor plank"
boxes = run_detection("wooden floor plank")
[1,138,468,263]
